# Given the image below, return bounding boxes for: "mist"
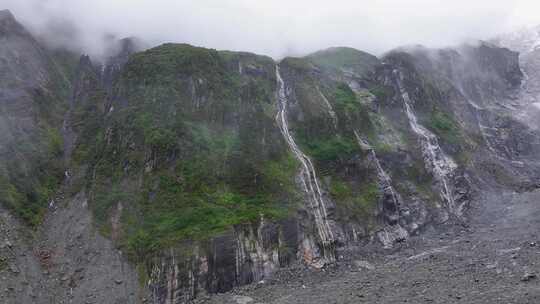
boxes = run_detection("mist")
[3,0,540,60]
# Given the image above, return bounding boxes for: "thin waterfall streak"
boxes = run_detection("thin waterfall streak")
[275,65,335,245]
[353,130,400,213]
[394,70,460,215]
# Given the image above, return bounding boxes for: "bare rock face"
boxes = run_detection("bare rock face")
[141,42,525,303]
[148,219,298,303]
[0,9,22,34]
[3,9,540,304]
[0,8,68,227]
[0,194,145,304]
[0,11,145,304]
[36,191,143,304]
[0,206,45,303]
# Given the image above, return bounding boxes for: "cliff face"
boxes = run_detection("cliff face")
[0,9,69,226]
[0,10,537,304]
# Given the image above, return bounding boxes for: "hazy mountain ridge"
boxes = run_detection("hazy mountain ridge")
[1,9,539,304]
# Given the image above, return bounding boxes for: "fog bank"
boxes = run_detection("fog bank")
[2,0,540,59]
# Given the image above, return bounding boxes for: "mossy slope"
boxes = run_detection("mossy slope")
[75,44,299,259]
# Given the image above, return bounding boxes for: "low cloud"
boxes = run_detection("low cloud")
[3,0,540,59]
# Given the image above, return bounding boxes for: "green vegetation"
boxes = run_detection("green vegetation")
[332,83,375,140]
[262,154,301,194]
[124,43,227,85]
[0,178,27,220]
[92,186,133,227]
[369,85,392,101]
[281,57,312,72]
[146,127,177,152]
[0,169,58,227]
[49,48,81,85]
[279,60,385,229]
[69,44,301,261]
[71,103,106,165]
[374,142,394,154]
[329,179,353,200]
[307,47,379,76]
[357,183,379,211]
[427,109,462,145]
[119,123,299,259]
[46,127,64,157]
[330,179,379,220]
[0,124,65,226]
[0,51,71,227]
[294,85,361,163]
[334,83,361,114]
[301,135,357,162]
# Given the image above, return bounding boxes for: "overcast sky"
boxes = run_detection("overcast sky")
[3,0,540,59]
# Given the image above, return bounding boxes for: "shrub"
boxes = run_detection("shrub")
[428,110,462,145]
[334,83,359,114]
[370,85,392,101]
[330,179,379,220]
[333,83,375,137]
[46,127,64,157]
[304,136,357,162]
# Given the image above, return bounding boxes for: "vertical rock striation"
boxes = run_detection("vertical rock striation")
[275,65,340,266]
[392,69,461,218]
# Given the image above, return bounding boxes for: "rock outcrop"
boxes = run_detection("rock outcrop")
[2,9,539,304]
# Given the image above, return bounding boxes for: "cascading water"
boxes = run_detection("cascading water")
[393,70,462,216]
[275,65,336,263]
[354,131,400,214]
[354,132,409,247]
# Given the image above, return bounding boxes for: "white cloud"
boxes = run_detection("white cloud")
[2,0,539,59]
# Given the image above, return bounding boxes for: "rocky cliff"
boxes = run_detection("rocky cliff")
[0,9,537,304]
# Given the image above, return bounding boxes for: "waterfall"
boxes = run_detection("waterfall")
[275,65,336,261]
[354,132,408,248]
[353,131,400,212]
[393,70,462,216]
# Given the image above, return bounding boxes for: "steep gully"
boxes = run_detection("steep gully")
[275,65,337,265]
[353,131,407,248]
[135,65,345,304]
[116,54,533,303]
[5,9,534,303]
[353,131,400,221]
[12,62,470,304]
[273,62,460,259]
[87,46,536,303]
[203,64,540,304]
[393,69,462,218]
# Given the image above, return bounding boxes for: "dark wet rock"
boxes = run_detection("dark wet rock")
[3,8,540,304]
[521,272,537,282]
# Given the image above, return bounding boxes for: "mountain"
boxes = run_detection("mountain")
[0,9,69,226]
[1,9,540,304]
[494,27,540,130]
